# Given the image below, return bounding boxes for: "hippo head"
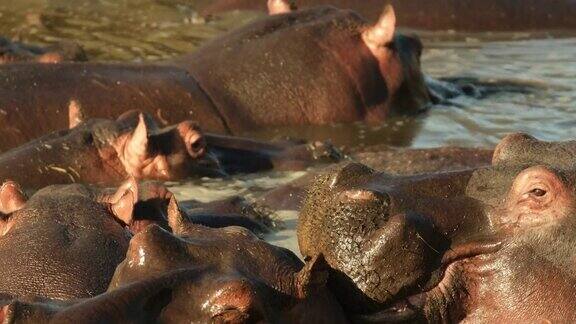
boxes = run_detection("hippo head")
[299,133,576,322]
[270,2,431,118]
[70,106,222,181]
[187,2,430,128]
[107,198,347,323]
[0,179,141,299]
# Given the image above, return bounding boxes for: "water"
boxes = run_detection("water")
[2,0,576,256]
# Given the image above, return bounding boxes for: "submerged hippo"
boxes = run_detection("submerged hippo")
[258,145,493,211]
[0,3,429,149]
[298,133,576,322]
[0,105,340,189]
[0,200,348,323]
[200,0,576,31]
[0,37,87,64]
[0,108,213,189]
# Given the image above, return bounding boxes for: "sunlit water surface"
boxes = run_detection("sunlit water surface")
[2,0,576,255]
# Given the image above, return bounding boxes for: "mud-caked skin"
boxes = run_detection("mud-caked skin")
[0,180,140,300]
[0,37,87,64]
[299,133,576,322]
[200,0,576,31]
[0,110,211,189]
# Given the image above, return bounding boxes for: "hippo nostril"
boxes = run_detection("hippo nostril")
[188,136,206,157]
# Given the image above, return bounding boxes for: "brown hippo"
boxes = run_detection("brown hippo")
[0,37,87,64]
[0,178,280,303]
[0,108,214,189]
[200,0,576,31]
[257,145,493,211]
[0,105,340,190]
[0,179,139,300]
[106,199,348,323]
[0,220,347,323]
[0,3,430,150]
[298,133,576,322]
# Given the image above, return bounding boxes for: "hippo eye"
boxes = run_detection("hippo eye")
[529,188,547,197]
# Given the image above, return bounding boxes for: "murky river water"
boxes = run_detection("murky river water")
[2,0,576,256]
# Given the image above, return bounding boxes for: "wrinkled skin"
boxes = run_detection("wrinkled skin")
[0,5,429,150]
[0,37,87,64]
[258,146,493,211]
[0,111,212,189]
[199,0,576,31]
[298,133,576,322]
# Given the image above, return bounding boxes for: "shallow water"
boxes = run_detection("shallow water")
[2,0,576,255]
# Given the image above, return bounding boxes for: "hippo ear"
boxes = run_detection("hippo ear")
[267,0,294,15]
[68,99,86,129]
[492,133,538,165]
[167,196,190,235]
[296,254,330,298]
[109,178,139,226]
[125,114,150,161]
[362,5,396,53]
[0,180,26,215]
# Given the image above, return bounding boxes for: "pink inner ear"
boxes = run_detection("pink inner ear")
[267,0,291,15]
[126,114,150,159]
[0,181,27,214]
[68,99,85,129]
[362,5,396,55]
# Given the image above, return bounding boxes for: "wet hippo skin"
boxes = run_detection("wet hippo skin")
[0,63,227,151]
[0,201,349,323]
[200,0,576,31]
[0,110,213,189]
[298,133,576,322]
[0,4,430,151]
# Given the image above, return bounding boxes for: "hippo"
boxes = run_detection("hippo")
[257,145,493,211]
[0,177,282,302]
[199,0,576,31]
[0,218,347,323]
[0,2,429,149]
[0,108,214,189]
[0,179,139,300]
[0,104,341,189]
[0,37,87,64]
[105,199,349,323]
[298,133,576,322]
